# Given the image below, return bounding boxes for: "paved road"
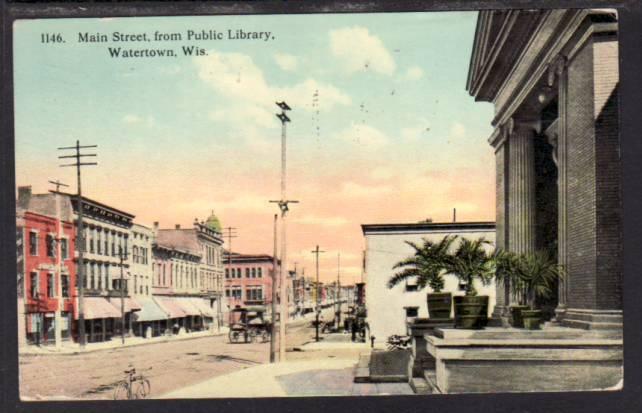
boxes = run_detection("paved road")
[19,306,341,400]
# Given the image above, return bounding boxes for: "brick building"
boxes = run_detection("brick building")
[16,189,76,346]
[223,252,277,311]
[417,9,622,394]
[467,9,621,329]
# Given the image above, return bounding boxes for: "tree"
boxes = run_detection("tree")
[387,235,457,292]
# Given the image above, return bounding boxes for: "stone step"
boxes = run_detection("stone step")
[410,377,432,395]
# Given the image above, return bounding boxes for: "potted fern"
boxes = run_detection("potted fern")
[388,235,457,320]
[492,249,529,327]
[444,238,495,329]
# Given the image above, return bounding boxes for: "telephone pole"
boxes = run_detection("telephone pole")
[270,100,298,362]
[223,226,237,332]
[58,140,97,348]
[117,248,129,345]
[270,214,278,363]
[48,179,69,350]
[311,245,325,342]
[336,252,341,327]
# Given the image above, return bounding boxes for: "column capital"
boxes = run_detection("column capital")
[546,54,567,88]
[507,117,542,136]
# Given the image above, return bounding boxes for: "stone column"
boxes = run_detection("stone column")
[548,56,569,321]
[507,118,537,304]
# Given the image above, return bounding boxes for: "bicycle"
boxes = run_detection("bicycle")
[113,365,152,400]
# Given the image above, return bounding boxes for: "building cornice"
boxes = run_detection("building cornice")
[361,221,496,235]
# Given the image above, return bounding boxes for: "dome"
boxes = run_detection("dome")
[205,210,222,232]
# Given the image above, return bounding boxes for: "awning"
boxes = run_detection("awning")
[190,298,215,318]
[175,297,202,317]
[153,296,187,318]
[133,297,168,322]
[74,297,121,320]
[107,297,142,315]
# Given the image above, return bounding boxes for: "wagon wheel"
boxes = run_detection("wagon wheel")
[248,329,259,343]
[228,329,241,343]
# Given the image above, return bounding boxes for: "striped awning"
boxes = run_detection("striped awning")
[107,297,142,315]
[153,296,187,318]
[190,298,215,318]
[74,297,121,320]
[133,297,168,322]
[175,297,201,317]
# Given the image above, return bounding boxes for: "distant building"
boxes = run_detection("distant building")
[362,221,496,341]
[223,252,277,312]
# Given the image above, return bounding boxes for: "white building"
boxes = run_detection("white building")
[361,221,496,342]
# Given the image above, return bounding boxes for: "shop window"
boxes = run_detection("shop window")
[47,273,55,297]
[46,234,56,258]
[29,231,38,256]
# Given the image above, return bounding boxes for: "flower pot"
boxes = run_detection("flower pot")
[427,292,452,320]
[509,305,529,328]
[521,310,542,330]
[454,295,489,329]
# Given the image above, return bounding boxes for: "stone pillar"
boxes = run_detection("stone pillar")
[489,127,510,324]
[507,118,537,304]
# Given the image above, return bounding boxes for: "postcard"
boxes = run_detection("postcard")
[12,8,622,400]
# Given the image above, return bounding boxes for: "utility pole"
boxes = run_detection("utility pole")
[49,179,69,350]
[311,245,325,342]
[117,248,128,345]
[58,140,97,349]
[270,214,278,363]
[270,100,297,362]
[223,226,237,332]
[336,252,341,328]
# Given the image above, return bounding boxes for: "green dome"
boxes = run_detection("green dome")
[205,211,222,232]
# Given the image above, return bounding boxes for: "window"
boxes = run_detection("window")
[225,289,230,297]
[111,238,116,256]
[145,285,149,295]
[405,279,419,292]
[104,235,109,257]
[405,307,419,318]
[258,268,262,278]
[97,264,102,290]
[90,263,95,290]
[251,268,256,278]
[47,273,55,297]
[225,268,229,279]
[46,234,56,258]
[30,272,38,298]
[61,275,69,298]
[96,230,102,255]
[236,268,241,279]
[246,268,250,278]
[29,231,38,256]
[60,238,68,259]
[89,229,95,254]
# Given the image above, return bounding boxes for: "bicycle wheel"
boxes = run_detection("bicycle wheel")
[113,382,129,400]
[134,378,151,399]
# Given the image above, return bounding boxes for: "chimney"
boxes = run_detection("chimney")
[17,186,32,209]
[175,224,181,229]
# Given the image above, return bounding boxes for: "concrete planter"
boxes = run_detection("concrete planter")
[509,305,529,328]
[427,292,452,320]
[521,310,542,330]
[453,296,488,329]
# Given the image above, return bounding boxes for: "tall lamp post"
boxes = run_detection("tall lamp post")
[270,101,297,362]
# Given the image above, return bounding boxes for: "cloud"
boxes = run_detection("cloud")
[195,50,350,115]
[336,123,388,148]
[329,26,396,75]
[340,181,394,197]
[294,214,349,227]
[450,122,466,139]
[403,66,424,81]
[123,114,155,127]
[274,53,298,71]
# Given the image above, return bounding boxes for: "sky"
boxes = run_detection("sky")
[13,12,495,285]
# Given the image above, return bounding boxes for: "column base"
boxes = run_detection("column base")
[488,305,511,327]
[562,308,622,331]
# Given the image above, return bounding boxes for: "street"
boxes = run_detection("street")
[19,307,341,400]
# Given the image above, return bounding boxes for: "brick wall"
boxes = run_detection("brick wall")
[566,38,597,310]
[565,33,622,312]
[593,35,622,310]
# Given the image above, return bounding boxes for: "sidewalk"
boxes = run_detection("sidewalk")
[19,327,229,356]
[160,333,414,398]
